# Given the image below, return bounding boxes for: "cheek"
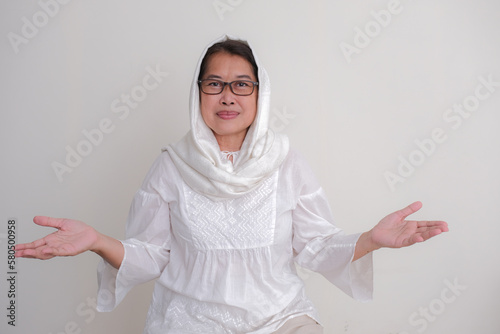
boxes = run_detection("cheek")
[199,95,215,119]
[248,97,258,121]
[199,94,207,111]
[199,104,212,129]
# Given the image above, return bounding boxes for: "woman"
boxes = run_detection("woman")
[15,35,448,333]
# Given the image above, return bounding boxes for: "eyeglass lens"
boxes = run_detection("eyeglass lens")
[200,79,256,96]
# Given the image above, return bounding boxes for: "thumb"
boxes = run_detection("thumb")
[396,201,423,220]
[33,216,66,229]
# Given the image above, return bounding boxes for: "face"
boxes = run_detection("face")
[199,52,258,151]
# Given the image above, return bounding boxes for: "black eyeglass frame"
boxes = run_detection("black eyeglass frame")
[198,79,259,96]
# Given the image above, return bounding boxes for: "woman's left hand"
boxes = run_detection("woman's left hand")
[353,201,448,261]
[370,201,448,249]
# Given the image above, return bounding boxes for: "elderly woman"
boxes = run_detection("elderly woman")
[15,35,448,334]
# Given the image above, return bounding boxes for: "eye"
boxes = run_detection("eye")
[206,80,222,87]
[234,81,250,87]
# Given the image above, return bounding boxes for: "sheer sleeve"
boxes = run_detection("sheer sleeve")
[97,154,173,312]
[288,151,373,301]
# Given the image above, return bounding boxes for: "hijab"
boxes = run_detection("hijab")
[164,35,289,201]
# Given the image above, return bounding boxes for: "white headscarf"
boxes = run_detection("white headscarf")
[164,35,289,201]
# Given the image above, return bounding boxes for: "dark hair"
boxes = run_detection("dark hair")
[198,39,259,81]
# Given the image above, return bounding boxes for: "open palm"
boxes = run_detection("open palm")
[15,216,99,260]
[370,201,448,249]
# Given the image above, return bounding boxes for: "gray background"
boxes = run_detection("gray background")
[1,0,499,333]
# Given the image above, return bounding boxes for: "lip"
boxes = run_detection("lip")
[216,111,240,120]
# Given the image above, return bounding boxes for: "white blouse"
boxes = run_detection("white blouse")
[96,149,373,334]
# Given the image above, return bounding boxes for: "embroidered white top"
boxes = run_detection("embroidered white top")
[96,149,373,333]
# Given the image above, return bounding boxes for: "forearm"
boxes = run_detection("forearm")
[91,232,124,269]
[352,231,380,262]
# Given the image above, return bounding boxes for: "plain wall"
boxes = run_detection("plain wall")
[1,0,499,333]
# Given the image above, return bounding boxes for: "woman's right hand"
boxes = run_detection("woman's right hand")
[15,216,100,260]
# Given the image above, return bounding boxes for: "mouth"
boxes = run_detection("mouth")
[216,111,240,120]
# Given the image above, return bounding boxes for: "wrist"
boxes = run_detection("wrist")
[89,229,105,254]
[360,230,382,253]
[89,231,124,269]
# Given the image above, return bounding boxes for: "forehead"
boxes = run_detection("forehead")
[203,52,256,80]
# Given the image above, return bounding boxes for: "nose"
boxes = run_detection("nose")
[220,84,235,105]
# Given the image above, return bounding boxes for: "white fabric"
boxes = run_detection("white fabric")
[272,315,323,334]
[96,149,373,333]
[164,34,289,201]
[220,150,239,163]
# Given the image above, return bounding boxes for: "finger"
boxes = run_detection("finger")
[15,237,47,251]
[40,247,57,256]
[396,201,423,220]
[409,224,448,244]
[14,249,37,258]
[33,216,66,229]
[14,248,54,260]
[417,228,445,242]
[408,234,424,245]
[415,220,449,232]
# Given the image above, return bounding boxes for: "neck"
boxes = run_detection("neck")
[214,132,246,152]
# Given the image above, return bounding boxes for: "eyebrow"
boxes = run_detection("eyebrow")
[205,74,254,80]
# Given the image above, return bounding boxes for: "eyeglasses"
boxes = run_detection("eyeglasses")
[198,79,259,96]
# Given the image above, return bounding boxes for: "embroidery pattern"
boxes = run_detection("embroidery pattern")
[184,172,277,250]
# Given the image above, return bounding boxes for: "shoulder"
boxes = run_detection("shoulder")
[146,150,178,179]
[279,147,322,195]
[281,147,315,175]
[140,150,181,201]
